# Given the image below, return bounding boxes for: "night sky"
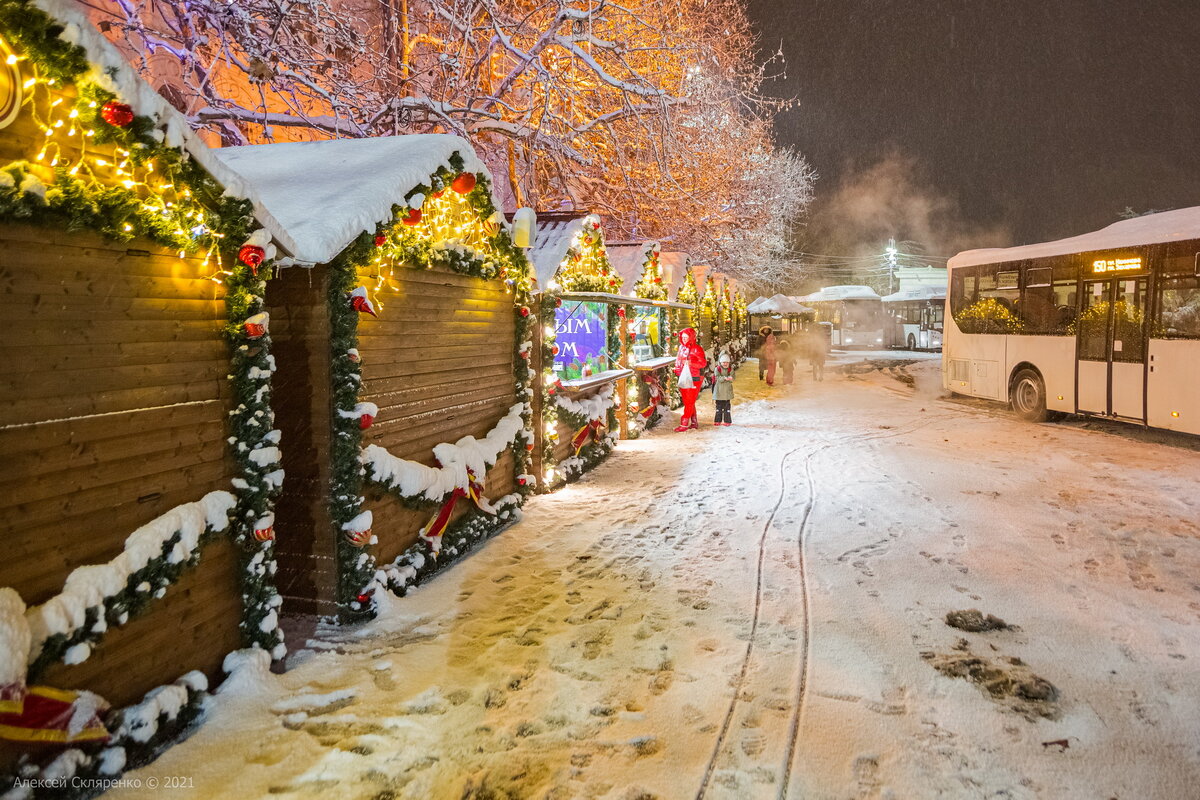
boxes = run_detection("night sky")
[746,0,1200,252]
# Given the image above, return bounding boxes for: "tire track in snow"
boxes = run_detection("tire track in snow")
[694,441,806,800]
[777,417,934,800]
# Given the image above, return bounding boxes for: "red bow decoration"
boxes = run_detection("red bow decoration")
[640,372,664,419]
[421,468,494,556]
[0,686,109,745]
[571,419,605,455]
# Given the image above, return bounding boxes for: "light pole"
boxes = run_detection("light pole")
[885,238,898,294]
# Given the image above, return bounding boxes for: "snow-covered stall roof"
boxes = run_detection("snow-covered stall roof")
[528,215,587,290]
[27,1,503,268]
[661,252,691,298]
[801,285,881,302]
[31,0,230,185]
[206,135,493,264]
[746,296,770,313]
[605,241,650,294]
[881,285,947,303]
[756,294,813,315]
[949,206,1200,269]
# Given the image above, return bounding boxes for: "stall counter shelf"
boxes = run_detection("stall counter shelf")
[558,368,635,393]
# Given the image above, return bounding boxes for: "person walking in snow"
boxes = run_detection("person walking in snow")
[758,325,777,385]
[777,339,795,385]
[713,352,735,426]
[673,326,708,431]
[808,327,827,381]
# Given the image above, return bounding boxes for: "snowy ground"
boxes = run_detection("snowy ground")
[107,354,1200,800]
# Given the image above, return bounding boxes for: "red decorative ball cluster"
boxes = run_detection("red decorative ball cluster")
[519,306,531,317]
[374,234,387,247]
[100,101,134,127]
[401,208,422,226]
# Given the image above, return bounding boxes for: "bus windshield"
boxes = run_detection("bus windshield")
[843,299,883,330]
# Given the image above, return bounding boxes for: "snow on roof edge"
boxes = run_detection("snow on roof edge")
[206,135,496,263]
[949,206,1200,269]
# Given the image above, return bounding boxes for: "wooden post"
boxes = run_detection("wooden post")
[531,295,546,487]
[618,306,629,439]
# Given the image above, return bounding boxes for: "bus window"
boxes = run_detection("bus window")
[1022,266,1076,335]
[1155,276,1200,338]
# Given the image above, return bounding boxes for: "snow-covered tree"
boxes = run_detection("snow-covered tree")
[79,0,812,275]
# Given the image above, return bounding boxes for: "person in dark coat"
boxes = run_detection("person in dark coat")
[757,325,777,385]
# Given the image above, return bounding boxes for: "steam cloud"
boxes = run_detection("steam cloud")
[804,150,1011,264]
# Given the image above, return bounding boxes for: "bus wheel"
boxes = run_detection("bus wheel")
[1011,369,1048,422]
[906,333,916,350]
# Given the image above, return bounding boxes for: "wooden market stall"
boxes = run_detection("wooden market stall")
[0,2,286,780]
[526,214,692,484]
[205,135,536,618]
[0,4,536,784]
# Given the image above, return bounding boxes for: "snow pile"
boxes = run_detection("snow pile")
[206,136,496,264]
[114,671,206,744]
[0,588,30,687]
[555,390,615,422]
[25,492,235,659]
[362,403,527,501]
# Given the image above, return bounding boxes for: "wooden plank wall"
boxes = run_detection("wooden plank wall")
[0,223,243,706]
[265,266,337,616]
[357,265,518,561]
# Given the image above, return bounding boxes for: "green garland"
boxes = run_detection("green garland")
[327,164,536,619]
[0,4,283,669]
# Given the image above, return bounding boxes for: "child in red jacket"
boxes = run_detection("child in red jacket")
[673,327,708,431]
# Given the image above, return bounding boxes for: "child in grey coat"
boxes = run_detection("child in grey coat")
[713,352,735,426]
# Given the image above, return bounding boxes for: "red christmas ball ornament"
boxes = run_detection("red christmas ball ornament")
[100,101,134,127]
[374,234,387,247]
[431,189,446,200]
[551,344,560,356]
[617,307,626,318]
[355,591,373,604]
[253,516,275,542]
[347,348,361,363]
[450,172,477,194]
[359,413,375,430]
[554,297,563,308]
[350,286,378,317]
[519,306,530,317]
[525,442,535,452]
[518,477,527,486]
[520,350,530,360]
[345,527,372,547]
[654,276,663,283]
[244,312,269,339]
[400,207,422,226]
[592,221,601,231]
[238,244,266,274]
[547,385,556,396]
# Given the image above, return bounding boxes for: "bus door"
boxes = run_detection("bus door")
[1076,275,1148,420]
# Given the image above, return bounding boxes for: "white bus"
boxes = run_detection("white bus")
[882,285,945,350]
[944,207,1200,435]
[798,285,885,348]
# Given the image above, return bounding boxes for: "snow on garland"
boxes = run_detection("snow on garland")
[21,492,235,677]
[324,160,537,619]
[4,670,211,799]
[544,388,618,485]
[361,403,528,502]
[377,494,524,595]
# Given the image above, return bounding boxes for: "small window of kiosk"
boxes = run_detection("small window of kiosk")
[554,299,609,379]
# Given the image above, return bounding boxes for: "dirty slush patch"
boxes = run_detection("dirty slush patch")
[945,608,1013,633]
[922,611,1058,721]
